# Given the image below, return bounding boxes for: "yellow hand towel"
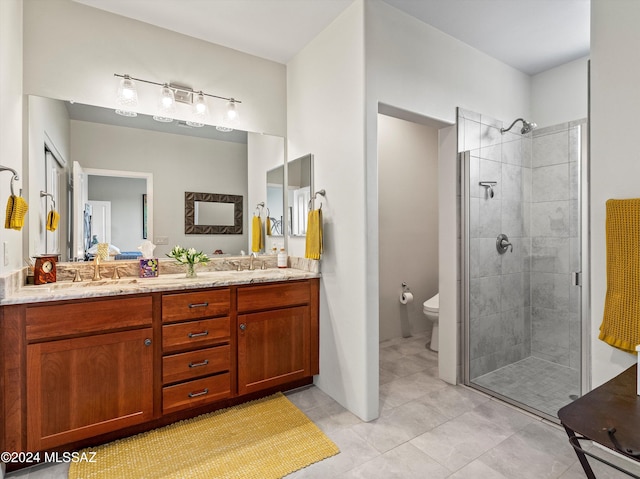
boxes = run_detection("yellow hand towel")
[46,209,60,232]
[251,216,263,252]
[5,196,14,229]
[5,195,28,231]
[599,198,640,353]
[305,208,323,260]
[266,216,272,236]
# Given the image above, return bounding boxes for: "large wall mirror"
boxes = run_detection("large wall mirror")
[287,154,313,237]
[27,95,283,261]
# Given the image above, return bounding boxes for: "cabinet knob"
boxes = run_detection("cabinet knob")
[144,338,152,347]
[239,323,247,331]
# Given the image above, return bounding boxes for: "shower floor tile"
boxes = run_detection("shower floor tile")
[471,356,580,418]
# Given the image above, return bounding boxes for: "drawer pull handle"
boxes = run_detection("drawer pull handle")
[188,330,209,338]
[239,323,247,331]
[188,388,209,398]
[188,302,209,308]
[188,359,209,368]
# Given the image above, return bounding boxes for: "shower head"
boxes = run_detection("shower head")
[500,118,537,135]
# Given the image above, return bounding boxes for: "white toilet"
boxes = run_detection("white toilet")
[423,293,439,352]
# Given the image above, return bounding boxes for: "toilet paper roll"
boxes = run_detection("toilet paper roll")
[400,292,414,305]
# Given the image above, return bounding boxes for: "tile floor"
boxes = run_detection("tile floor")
[472,356,581,418]
[7,332,640,479]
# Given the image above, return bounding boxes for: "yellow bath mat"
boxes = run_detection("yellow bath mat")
[68,392,339,479]
[599,198,640,353]
[305,208,323,259]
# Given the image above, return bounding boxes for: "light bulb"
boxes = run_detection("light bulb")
[194,92,207,115]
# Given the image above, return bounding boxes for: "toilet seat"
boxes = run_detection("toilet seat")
[423,293,439,314]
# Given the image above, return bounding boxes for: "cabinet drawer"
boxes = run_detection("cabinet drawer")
[237,281,310,313]
[26,296,152,342]
[162,317,230,353]
[162,289,230,323]
[163,345,230,384]
[162,373,230,414]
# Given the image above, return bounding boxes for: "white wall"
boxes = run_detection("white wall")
[378,114,438,341]
[0,0,23,275]
[365,0,531,390]
[531,56,589,128]
[23,0,286,137]
[71,120,248,257]
[287,1,370,419]
[590,0,640,386]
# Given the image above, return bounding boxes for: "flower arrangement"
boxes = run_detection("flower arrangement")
[167,245,209,278]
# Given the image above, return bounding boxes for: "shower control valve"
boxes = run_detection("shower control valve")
[496,234,513,254]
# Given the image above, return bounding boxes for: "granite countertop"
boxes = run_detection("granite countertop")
[2,267,320,305]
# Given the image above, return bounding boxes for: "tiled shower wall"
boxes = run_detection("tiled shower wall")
[530,122,583,371]
[459,108,583,380]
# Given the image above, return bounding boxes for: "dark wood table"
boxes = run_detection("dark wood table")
[558,365,640,478]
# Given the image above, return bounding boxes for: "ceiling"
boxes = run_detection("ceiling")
[73,0,589,75]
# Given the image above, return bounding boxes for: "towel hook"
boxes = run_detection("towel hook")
[254,201,264,216]
[40,191,56,209]
[308,189,326,210]
[0,165,20,197]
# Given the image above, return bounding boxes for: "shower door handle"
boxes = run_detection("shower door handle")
[573,271,582,287]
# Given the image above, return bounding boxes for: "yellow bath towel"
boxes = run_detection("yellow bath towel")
[305,209,323,260]
[46,209,60,232]
[266,216,272,236]
[599,198,640,353]
[5,195,28,231]
[251,215,263,252]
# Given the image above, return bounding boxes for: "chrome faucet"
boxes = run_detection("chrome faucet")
[249,252,257,270]
[92,255,102,281]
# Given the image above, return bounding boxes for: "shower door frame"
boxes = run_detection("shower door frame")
[460,122,591,420]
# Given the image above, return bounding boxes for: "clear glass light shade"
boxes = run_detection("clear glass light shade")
[117,75,138,108]
[158,84,176,115]
[194,92,207,116]
[225,100,239,123]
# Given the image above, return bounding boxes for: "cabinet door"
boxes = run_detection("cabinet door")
[237,306,309,395]
[27,328,154,450]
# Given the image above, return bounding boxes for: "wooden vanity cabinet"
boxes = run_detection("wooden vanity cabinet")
[24,296,154,451]
[0,277,319,457]
[236,279,319,395]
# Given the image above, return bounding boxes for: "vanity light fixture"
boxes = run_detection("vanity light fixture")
[113,73,242,126]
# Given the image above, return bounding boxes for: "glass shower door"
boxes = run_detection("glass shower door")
[460,108,585,420]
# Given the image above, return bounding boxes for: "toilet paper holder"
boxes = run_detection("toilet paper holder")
[400,282,414,305]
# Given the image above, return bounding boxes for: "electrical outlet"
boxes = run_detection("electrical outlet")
[155,236,169,245]
[3,241,8,266]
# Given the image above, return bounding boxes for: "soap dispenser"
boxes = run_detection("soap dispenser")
[277,247,288,268]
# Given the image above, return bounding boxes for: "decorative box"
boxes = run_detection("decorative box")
[139,258,159,278]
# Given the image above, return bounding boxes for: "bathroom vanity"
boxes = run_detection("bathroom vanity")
[0,266,319,458]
